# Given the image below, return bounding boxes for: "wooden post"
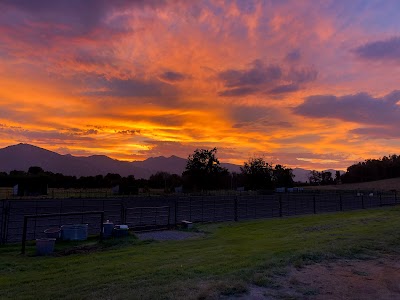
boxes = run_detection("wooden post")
[339,194,343,211]
[174,198,178,226]
[279,195,283,217]
[189,197,192,222]
[168,206,171,228]
[313,195,316,214]
[21,216,28,254]
[234,197,238,221]
[99,212,104,241]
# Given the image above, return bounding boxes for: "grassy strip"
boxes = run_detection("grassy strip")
[1,206,400,299]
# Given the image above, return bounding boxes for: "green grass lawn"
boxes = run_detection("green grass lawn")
[1,206,400,300]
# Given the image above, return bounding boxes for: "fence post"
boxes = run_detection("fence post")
[339,194,343,211]
[33,201,38,240]
[254,195,257,218]
[234,196,238,221]
[202,197,204,222]
[361,195,365,209]
[279,195,282,217]
[174,198,178,226]
[120,201,125,224]
[213,197,216,221]
[1,201,9,245]
[3,202,10,244]
[313,195,316,214]
[189,197,192,222]
[100,212,104,241]
[395,191,397,205]
[59,199,63,227]
[379,193,382,207]
[168,206,171,228]
[21,216,28,254]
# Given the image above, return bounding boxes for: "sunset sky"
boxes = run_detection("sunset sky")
[1,0,400,170]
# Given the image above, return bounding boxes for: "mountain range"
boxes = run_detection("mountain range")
[0,143,343,182]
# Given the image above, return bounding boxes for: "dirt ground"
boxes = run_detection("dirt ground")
[232,255,400,300]
[135,230,204,241]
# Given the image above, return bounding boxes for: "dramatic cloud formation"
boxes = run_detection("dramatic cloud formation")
[218,60,317,97]
[294,91,400,126]
[1,0,400,170]
[159,71,188,83]
[354,37,400,61]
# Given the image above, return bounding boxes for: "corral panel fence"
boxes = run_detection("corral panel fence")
[0,200,6,244]
[3,198,125,243]
[0,191,398,244]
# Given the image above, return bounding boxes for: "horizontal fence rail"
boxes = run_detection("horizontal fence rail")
[125,206,171,231]
[0,191,398,244]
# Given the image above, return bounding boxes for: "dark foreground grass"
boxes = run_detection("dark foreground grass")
[1,206,400,299]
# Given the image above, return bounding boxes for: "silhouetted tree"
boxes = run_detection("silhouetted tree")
[341,154,400,183]
[240,157,273,190]
[335,171,341,184]
[182,148,229,191]
[28,166,44,175]
[273,164,294,187]
[308,170,333,185]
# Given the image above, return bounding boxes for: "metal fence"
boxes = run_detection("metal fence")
[0,191,398,244]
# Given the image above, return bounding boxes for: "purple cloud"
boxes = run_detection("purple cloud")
[285,49,301,62]
[159,71,187,83]
[268,84,299,95]
[287,67,317,84]
[218,87,258,97]
[218,59,317,97]
[294,90,400,126]
[354,36,400,61]
[230,106,293,130]
[81,75,180,99]
[0,0,164,32]
[349,127,400,139]
[219,60,282,88]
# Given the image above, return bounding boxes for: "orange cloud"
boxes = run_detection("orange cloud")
[1,1,400,170]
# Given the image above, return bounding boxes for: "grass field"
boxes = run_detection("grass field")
[304,177,400,191]
[1,206,400,299]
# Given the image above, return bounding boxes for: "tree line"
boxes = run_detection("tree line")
[182,148,294,191]
[0,148,295,193]
[305,154,400,186]
[341,154,400,183]
[5,150,398,191]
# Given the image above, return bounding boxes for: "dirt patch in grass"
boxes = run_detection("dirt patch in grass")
[56,244,101,256]
[239,254,400,299]
[135,230,204,241]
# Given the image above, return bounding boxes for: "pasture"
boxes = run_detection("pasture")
[1,206,400,299]
[304,177,400,192]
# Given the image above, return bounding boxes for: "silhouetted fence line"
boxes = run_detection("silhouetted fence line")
[0,191,398,244]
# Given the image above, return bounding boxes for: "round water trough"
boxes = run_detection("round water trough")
[44,227,60,239]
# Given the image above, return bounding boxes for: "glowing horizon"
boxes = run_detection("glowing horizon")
[1,1,400,171]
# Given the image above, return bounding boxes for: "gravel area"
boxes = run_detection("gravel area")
[135,230,204,241]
